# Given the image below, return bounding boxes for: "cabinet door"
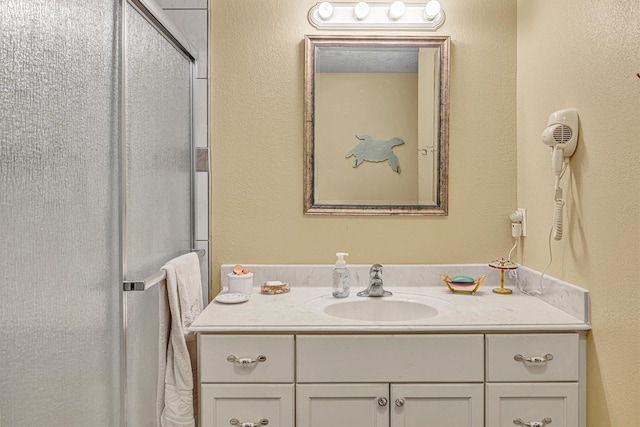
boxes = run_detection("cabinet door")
[201,384,294,427]
[391,384,484,427]
[297,384,390,427]
[486,383,579,427]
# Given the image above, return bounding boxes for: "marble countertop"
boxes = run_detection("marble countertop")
[190,272,591,333]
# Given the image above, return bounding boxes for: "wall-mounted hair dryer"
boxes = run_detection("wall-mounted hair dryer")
[541,109,579,176]
[541,109,579,241]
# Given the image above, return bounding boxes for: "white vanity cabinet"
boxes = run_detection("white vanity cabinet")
[192,266,590,426]
[197,332,585,427]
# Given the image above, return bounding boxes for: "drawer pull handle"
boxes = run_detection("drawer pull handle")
[514,353,553,364]
[513,416,552,427]
[229,418,269,426]
[377,397,388,407]
[227,355,267,366]
[395,398,405,407]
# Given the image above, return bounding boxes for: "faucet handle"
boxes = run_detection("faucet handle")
[369,264,383,281]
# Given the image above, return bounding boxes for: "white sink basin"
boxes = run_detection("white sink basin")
[323,298,440,321]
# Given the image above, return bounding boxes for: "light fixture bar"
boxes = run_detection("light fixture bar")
[308,2,445,30]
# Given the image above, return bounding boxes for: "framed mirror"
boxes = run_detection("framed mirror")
[304,35,450,215]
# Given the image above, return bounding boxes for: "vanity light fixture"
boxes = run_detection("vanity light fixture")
[308,2,446,30]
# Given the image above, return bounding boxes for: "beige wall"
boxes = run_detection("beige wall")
[210,0,517,289]
[517,0,640,424]
[211,0,639,424]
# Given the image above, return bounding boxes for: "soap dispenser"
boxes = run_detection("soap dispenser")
[332,252,350,298]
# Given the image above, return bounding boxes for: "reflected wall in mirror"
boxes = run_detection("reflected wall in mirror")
[304,35,450,215]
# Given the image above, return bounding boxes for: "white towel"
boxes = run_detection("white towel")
[157,252,203,427]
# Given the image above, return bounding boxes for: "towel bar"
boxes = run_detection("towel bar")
[123,249,206,291]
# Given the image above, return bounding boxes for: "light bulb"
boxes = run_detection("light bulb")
[354,2,369,20]
[389,1,405,20]
[424,0,441,21]
[317,2,333,20]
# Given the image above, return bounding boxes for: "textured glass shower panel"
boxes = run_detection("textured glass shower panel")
[124,4,193,426]
[0,1,121,426]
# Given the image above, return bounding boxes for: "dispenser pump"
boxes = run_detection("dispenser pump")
[335,252,348,267]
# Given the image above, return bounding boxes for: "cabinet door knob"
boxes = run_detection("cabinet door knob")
[227,354,267,366]
[377,397,388,407]
[513,416,552,427]
[229,417,269,426]
[395,398,405,407]
[513,353,553,363]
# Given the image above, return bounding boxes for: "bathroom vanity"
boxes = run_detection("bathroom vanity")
[190,265,590,427]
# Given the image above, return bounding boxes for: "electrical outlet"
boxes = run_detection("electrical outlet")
[517,208,527,237]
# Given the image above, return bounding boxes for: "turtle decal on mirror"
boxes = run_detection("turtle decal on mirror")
[345,135,405,173]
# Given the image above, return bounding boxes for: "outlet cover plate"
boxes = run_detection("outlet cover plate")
[517,207,527,237]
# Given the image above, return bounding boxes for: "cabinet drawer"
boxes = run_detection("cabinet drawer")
[297,334,484,383]
[486,383,579,427]
[201,384,294,427]
[199,334,294,383]
[486,333,579,382]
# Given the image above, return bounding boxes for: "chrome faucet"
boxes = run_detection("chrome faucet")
[357,264,392,297]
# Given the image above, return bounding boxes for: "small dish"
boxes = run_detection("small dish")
[440,274,486,295]
[261,281,290,295]
[214,293,250,304]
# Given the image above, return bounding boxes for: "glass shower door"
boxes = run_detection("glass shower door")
[122,3,195,426]
[0,1,121,426]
